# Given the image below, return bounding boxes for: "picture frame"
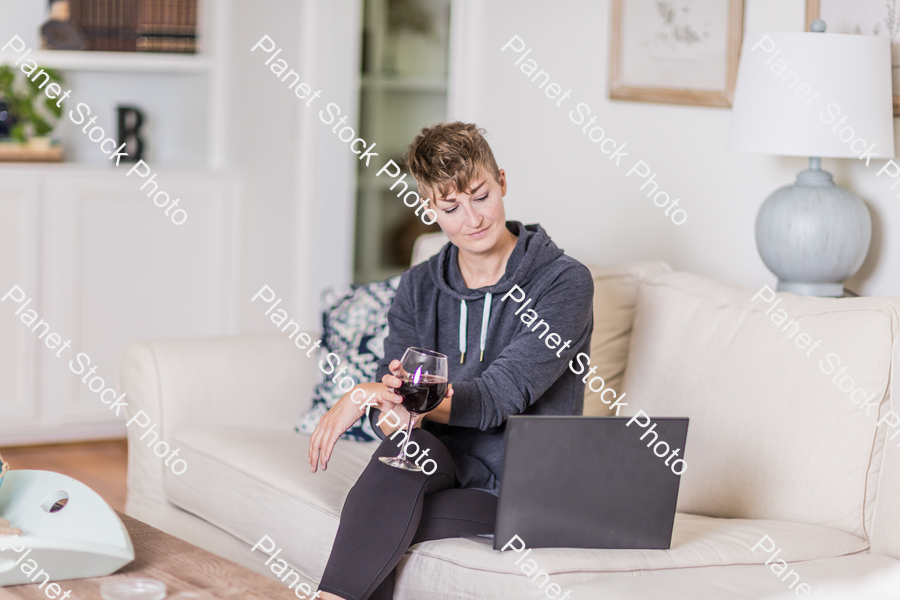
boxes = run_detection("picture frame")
[609,0,745,108]
[806,0,900,115]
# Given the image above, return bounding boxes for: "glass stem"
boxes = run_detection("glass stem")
[399,413,416,461]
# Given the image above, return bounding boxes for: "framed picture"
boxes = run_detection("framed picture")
[609,0,745,107]
[806,0,900,115]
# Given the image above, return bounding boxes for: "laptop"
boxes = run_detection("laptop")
[474,415,689,551]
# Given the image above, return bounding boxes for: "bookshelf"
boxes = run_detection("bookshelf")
[354,0,452,284]
[0,0,225,167]
[0,49,210,73]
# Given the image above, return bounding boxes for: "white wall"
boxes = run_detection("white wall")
[451,0,900,297]
[8,0,897,345]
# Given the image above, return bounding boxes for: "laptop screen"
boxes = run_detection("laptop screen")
[494,415,689,550]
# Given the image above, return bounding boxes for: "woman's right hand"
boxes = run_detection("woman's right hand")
[308,373,409,472]
[309,361,427,472]
[309,391,367,473]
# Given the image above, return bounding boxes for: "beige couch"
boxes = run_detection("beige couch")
[118,241,900,599]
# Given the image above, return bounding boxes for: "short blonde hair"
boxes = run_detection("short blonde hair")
[404,122,501,201]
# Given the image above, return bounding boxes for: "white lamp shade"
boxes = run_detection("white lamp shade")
[729,32,895,159]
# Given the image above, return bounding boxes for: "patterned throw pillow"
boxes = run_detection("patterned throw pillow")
[295,276,402,442]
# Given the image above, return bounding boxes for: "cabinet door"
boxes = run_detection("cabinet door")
[40,171,238,430]
[0,175,40,436]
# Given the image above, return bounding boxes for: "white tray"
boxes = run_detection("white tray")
[0,470,134,586]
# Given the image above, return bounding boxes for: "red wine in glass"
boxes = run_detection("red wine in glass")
[379,347,449,472]
[397,374,448,414]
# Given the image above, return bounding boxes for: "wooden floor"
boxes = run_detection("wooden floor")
[0,439,128,512]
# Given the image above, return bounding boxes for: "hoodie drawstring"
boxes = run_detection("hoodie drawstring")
[459,300,467,364]
[460,294,492,363]
[479,293,492,361]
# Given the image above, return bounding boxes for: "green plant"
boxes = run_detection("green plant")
[0,65,65,142]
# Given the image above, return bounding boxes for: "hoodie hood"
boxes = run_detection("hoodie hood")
[430,221,565,300]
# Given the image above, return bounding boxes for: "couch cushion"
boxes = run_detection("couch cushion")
[394,515,868,599]
[164,428,378,581]
[545,554,899,600]
[582,262,671,416]
[621,272,900,540]
[164,426,868,590]
[411,231,450,266]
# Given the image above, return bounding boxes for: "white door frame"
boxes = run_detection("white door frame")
[292,0,363,329]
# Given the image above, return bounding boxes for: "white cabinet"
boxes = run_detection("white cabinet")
[0,167,238,445]
[0,175,40,425]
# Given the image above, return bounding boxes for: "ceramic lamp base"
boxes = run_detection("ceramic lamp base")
[755,168,871,298]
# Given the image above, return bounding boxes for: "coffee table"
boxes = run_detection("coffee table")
[0,513,302,599]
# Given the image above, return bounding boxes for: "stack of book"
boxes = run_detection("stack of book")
[137,0,197,53]
[69,0,139,51]
[68,0,197,54]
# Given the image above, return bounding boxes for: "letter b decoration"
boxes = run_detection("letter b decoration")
[117,106,144,162]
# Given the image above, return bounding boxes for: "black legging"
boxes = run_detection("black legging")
[318,427,497,600]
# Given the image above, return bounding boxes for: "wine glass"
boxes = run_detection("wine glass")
[379,347,448,472]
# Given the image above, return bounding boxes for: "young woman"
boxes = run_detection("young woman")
[308,122,594,600]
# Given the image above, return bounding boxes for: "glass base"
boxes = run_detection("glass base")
[379,456,422,472]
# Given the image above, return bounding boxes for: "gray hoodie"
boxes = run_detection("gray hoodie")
[372,221,594,493]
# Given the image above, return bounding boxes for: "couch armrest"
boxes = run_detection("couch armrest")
[118,334,319,517]
[118,333,319,435]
